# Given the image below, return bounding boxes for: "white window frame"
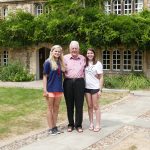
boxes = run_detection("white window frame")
[0,50,8,66]
[35,4,43,16]
[104,1,111,14]
[112,50,121,71]
[135,0,143,13]
[123,50,131,71]
[44,5,50,14]
[103,50,110,70]
[134,50,142,71]
[113,0,122,15]
[3,7,8,18]
[124,0,132,15]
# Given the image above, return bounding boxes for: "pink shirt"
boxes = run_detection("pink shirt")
[64,54,85,78]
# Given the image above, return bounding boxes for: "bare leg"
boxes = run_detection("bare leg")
[53,97,61,127]
[85,93,94,129]
[46,97,54,129]
[92,93,101,131]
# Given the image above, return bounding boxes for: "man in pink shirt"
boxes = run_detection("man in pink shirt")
[63,41,85,133]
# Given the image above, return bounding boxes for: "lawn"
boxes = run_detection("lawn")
[0,87,128,140]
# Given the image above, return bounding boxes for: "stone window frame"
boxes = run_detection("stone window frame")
[113,0,122,15]
[103,50,111,70]
[102,48,143,72]
[134,50,143,71]
[123,49,132,71]
[0,6,8,19]
[124,0,132,15]
[105,1,111,14]
[112,49,121,70]
[3,7,8,18]
[0,50,8,66]
[34,3,50,16]
[104,0,144,15]
[134,0,143,12]
[34,3,44,16]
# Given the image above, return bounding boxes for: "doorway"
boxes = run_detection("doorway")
[39,47,50,79]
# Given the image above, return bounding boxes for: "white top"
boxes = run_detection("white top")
[85,61,103,89]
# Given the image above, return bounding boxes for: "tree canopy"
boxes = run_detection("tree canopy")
[0,1,150,51]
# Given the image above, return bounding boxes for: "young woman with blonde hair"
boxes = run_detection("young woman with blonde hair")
[43,45,65,135]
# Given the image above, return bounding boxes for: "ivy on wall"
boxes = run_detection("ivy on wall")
[0,2,150,52]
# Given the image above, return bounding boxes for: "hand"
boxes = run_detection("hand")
[97,91,102,98]
[43,90,48,97]
[95,74,100,79]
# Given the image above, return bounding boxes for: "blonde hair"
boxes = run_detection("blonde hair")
[49,45,65,72]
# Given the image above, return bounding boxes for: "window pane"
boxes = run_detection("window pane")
[134,50,142,71]
[103,50,110,70]
[113,50,120,70]
[123,50,131,71]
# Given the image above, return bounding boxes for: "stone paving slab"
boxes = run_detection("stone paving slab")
[17,93,150,150]
[0,81,43,89]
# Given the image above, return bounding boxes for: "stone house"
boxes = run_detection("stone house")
[0,0,150,79]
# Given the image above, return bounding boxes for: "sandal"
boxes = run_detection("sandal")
[76,127,83,133]
[89,125,94,131]
[67,126,74,132]
[93,127,101,132]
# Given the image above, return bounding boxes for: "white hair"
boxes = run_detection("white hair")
[69,41,79,50]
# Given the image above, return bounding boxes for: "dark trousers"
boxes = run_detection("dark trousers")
[63,78,85,128]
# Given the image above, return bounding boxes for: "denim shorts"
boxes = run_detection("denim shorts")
[85,88,100,94]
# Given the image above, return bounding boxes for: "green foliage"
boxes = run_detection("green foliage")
[0,61,34,81]
[123,73,150,90]
[104,74,124,89]
[0,3,150,51]
[33,14,49,43]
[104,73,150,90]
[0,10,34,47]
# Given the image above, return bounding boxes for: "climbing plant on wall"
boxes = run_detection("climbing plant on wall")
[0,1,150,51]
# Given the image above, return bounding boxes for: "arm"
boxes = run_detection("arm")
[43,74,48,97]
[99,73,104,92]
[97,73,104,97]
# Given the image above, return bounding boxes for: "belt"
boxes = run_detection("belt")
[65,78,84,81]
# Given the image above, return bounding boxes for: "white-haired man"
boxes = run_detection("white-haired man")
[63,41,85,133]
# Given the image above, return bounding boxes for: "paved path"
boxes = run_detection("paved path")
[0,80,43,89]
[0,81,150,150]
[17,91,150,150]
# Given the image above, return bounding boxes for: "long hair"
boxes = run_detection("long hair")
[85,48,97,67]
[48,45,65,72]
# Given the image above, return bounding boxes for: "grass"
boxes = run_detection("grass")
[129,145,137,150]
[0,87,128,140]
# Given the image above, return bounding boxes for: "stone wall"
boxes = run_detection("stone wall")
[145,50,150,78]
[1,44,150,79]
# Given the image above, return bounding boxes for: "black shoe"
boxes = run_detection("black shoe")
[48,128,57,135]
[53,126,61,134]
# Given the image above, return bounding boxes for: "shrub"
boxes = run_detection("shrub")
[104,74,125,89]
[123,72,150,90]
[104,73,150,90]
[0,61,34,81]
